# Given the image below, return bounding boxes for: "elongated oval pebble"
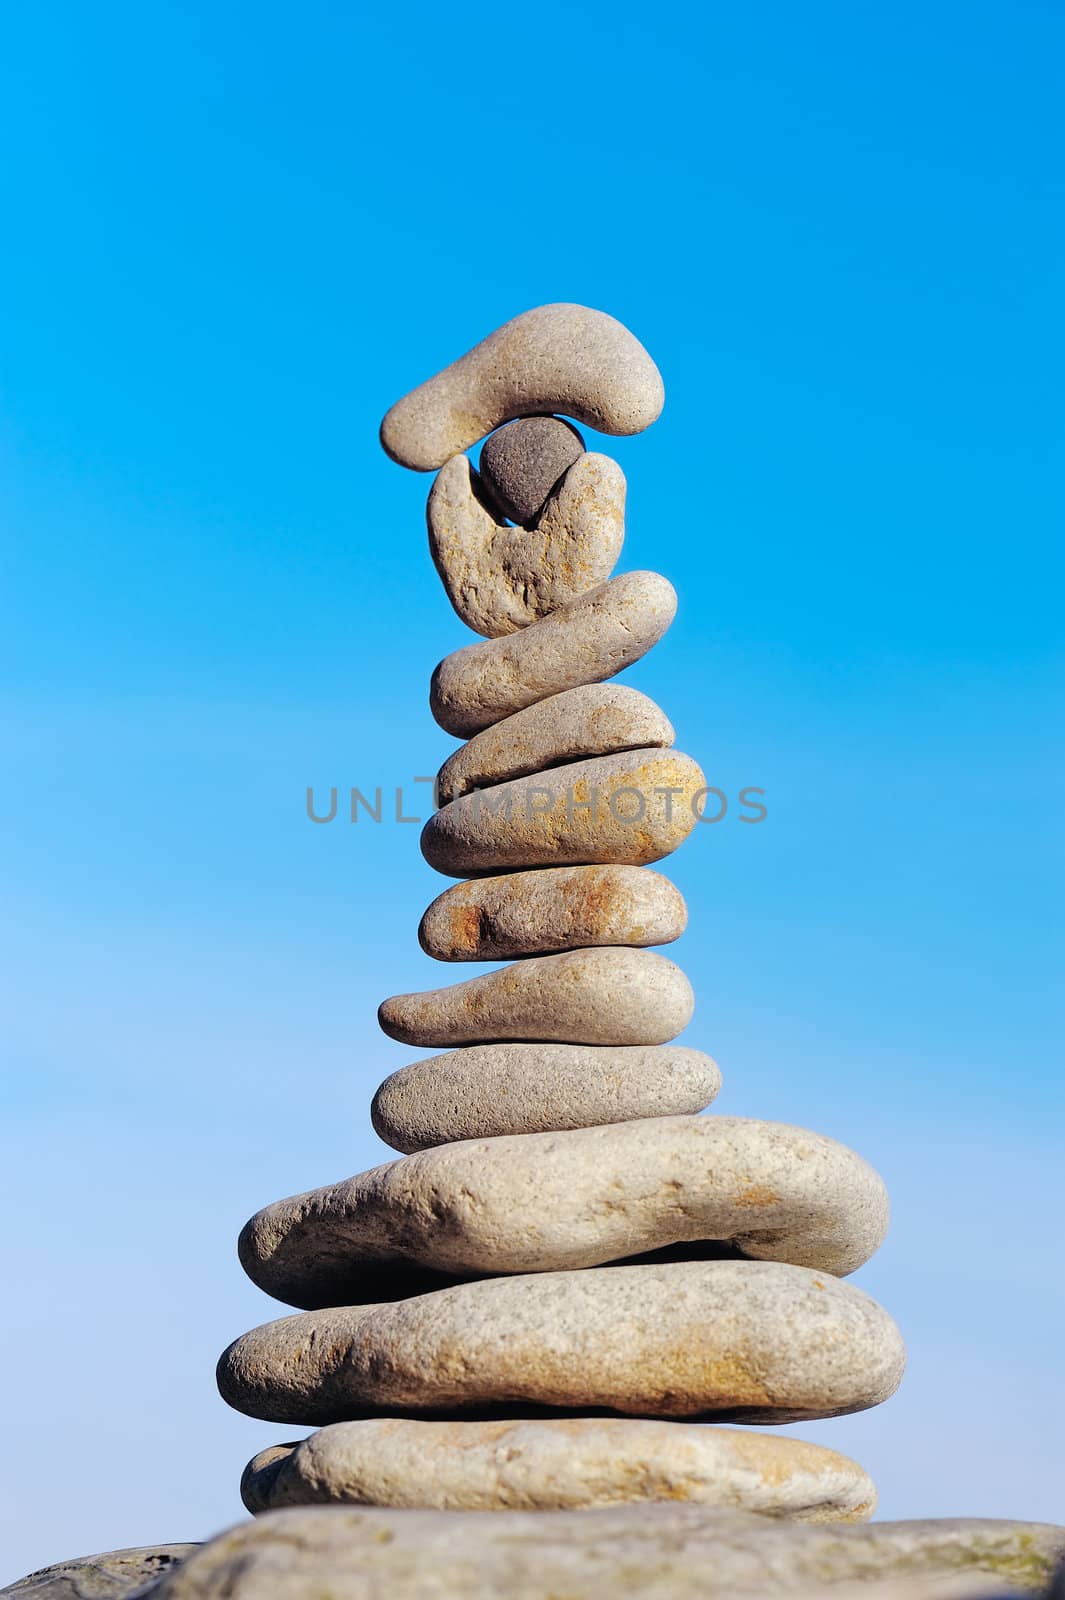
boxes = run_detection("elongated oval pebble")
[422,749,705,877]
[371,1043,719,1152]
[237,1117,887,1308]
[217,1259,905,1424]
[380,304,664,472]
[378,947,693,1049]
[418,864,687,961]
[242,1418,876,1521]
[479,415,585,525]
[437,685,673,802]
[430,570,676,737]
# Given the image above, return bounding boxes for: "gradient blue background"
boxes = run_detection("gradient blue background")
[2,0,1062,1580]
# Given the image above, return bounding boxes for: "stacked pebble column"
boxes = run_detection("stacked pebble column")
[219,305,905,1526]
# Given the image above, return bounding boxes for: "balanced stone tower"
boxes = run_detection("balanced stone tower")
[219,305,906,1525]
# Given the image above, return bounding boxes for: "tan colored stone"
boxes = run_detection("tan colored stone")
[421,748,705,876]
[479,415,585,524]
[218,1259,905,1423]
[237,1117,885,1307]
[42,1509,1065,1600]
[380,304,664,472]
[436,685,672,801]
[241,1418,876,1520]
[371,1043,718,1151]
[418,864,687,961]
[377,947,694,1049]
[428,452,625,638]
[430,570,676,737]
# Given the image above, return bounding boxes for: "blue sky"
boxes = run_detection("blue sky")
[1,0,1062,1580]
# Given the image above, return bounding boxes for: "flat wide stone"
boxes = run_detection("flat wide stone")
[419,864,687,961]
[430,570,676,737]
[370,1043,719,1151]
[241,1418,876,1520]
[378,947,694,1048]
[421,748,705,876]
[217,1259,904,1424]
[238,1116,887,1307]
[380,303,664,472]
[143,1507,1064,1599]
[436,684,673,801]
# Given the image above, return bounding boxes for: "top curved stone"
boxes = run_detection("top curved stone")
[380,305,664,472]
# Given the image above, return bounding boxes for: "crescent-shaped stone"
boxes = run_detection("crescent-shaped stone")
[428,452,626,638]
[381,304,664,471]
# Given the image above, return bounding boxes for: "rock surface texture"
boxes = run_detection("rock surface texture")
[0,1547,198,1597]
[133,1510,1065,1599]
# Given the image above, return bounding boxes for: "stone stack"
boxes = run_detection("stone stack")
[217,305,906,1525]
